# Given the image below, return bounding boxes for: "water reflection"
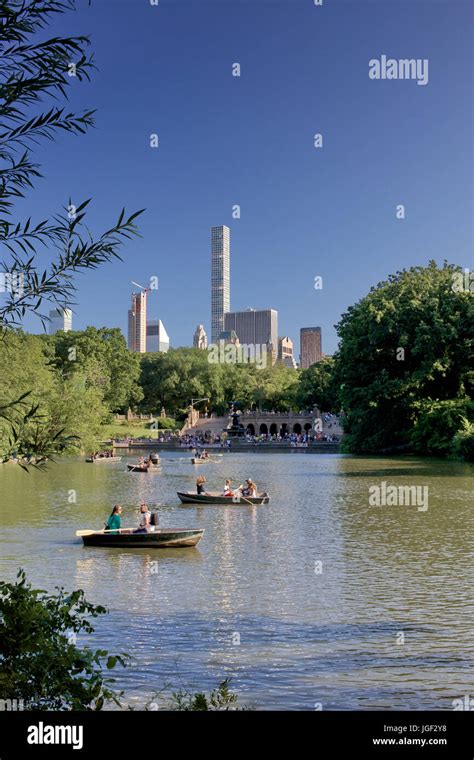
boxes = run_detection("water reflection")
[0,452,473,709]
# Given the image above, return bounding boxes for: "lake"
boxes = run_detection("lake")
[0,452,473,710]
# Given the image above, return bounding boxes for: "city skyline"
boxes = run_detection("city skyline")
[14,1,473,358]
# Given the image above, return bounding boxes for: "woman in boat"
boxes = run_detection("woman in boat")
[105,505,122,535]
[223,479,234,497]
[134,503,152,533]
[196,475,207,494]
[242,479,257,498]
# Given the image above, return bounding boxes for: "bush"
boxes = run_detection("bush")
[451,421,474,462]
[148,417,177,430]
[0,570,128,710]
[167,679,243,711]
[410,399,473,457]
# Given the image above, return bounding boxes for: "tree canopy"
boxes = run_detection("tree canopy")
[334,262,473,456]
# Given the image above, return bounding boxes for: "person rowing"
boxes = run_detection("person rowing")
[238,479,257,498]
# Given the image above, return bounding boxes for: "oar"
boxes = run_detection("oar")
[231,487,255,506]
[121,502,162,509]
[76,528,132,537]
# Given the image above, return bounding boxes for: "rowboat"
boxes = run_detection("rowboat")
[80,528,204,548]
[86,456,122,463]
[191,457,222,465]
[177,491,270,505]
[127,463,161,473]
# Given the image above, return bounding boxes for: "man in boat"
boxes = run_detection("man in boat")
[241,479,257,498]
[105,505,122,535]
[133,503,152,533]
[201,449,209,459]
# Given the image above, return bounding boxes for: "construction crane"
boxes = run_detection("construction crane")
[131,280,150,294]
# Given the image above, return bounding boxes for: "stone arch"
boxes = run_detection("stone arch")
[304,423,312,433]
[259,423,268,435]
[293,423,302,434]
[246,424,255,436]
[280,423,288,436]
[269,423,278,436]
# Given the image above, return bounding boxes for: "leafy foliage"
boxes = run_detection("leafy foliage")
[0,0,143,461]
[167,678,243,711]
[334,262,473,455]
[0,569,128,710]
[295,356,338,412]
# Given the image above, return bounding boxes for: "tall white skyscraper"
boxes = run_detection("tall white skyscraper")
[49,308,72,334]
[146,320,170,353]
[128,291,147,353]
[211,225,230,344]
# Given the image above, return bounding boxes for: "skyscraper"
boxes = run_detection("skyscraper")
[146,319,170,353]
[300,327,322,369]
[224,308,278,363]
[193,324,208,349]
[211,225,230,343]
[49,307,72,334]
[128,291,147,353]
[278,336,297,369]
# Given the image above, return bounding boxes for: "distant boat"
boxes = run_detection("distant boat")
[191,457,222,465]
[80,528,204,548]
[86,456,122,463]
[177,491,270,505]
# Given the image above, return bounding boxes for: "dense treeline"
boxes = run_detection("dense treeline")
[0,262,472,460]
[334,262,473,459]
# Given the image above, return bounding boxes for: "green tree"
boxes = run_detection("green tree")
[335,262,473,455]
[295,357,338,412]
[0,569,128,710]
[48,327,143,412]
[0,0,143,463]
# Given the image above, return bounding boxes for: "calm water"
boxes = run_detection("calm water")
[0,452,473,710]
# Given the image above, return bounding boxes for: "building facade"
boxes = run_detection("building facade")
[278,336,297,369]
[211,225,230,344]
[49,308,72,334]
[128,291,147,353]
[146,319,170,353]
[193,324,208,349]
[300,326,322,369]
[224,308,278,364]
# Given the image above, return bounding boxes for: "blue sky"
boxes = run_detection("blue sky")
[16,0,473,356]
